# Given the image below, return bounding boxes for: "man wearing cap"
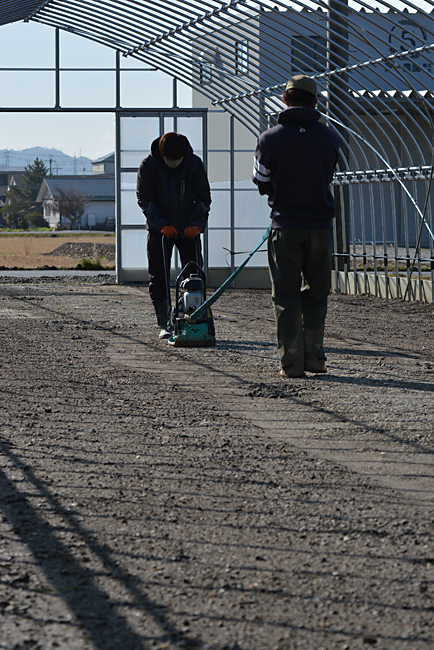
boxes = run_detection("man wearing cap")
[253,75,339,378]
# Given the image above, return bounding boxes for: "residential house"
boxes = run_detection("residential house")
[91,152,115,175]
[36,175,115,230]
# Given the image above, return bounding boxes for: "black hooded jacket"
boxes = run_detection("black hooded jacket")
[253,107,339,229]
[136,137,211,234]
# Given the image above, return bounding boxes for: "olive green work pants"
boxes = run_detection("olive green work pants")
[268,227,333,376]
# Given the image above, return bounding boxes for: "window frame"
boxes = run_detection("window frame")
[199,60,212,85]
[235,39,249,76]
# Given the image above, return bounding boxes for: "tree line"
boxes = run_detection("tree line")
[1,158,49,229]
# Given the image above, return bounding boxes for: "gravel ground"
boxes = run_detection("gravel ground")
[0,276,433,650]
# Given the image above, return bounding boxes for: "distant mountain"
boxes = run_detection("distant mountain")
[0,147,93,175]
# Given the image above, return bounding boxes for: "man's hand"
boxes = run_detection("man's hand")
[160,225,178,238]
[184,226,203,239]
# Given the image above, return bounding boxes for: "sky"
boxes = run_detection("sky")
[0,21,192,160]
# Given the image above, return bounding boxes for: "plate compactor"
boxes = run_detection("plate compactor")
[162,235,216,347]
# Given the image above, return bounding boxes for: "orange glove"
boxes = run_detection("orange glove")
[184,226,203,239]
[160,225,178,238]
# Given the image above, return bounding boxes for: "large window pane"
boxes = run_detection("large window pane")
[60,30,114,68]
[121,230,147,269]
[121,152,149,169]
[121,172,138,191]
[208,152,230,183]
[0,72,54,107]
[1,22,54,67]
[235,188,269,228]
[121,117,159,151]
[120,191,145,226]
[209,189,230,228]
[164,117,174,133]
[60,71,115,108]
[234,230,268,267]
[208,230,231,267]
[177,117,203,152]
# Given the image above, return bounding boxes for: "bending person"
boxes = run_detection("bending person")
[137,132,211,339]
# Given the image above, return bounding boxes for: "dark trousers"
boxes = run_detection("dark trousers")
[147,231,202,305]
[268,228,333,375]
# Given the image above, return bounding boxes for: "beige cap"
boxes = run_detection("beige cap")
[285,75,318,97]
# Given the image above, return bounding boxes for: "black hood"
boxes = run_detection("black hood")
[278,107,321,125]
[150,136,193,162]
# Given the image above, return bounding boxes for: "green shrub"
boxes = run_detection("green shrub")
[77,257,104,270]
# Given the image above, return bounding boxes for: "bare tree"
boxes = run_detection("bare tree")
[53,187,92,230]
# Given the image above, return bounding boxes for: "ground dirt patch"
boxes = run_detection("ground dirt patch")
[0,278,433,650]
[48,242,115,261]
[0,234,115,269]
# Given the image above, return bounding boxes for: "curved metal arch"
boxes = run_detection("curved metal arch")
[2,0,434,174]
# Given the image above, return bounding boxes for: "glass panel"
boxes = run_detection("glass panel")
[235,152,256,182]
[234,122,257,150]
[234,230,268,267]
[0,72,54,107]
[1,22,54,67]
[207,230,231,267]
[121,151,149,169]
[208,112,230,150]
[208,152,230,183]
[120,70,172,107]
[120,191,146,226]
[121,172,138,191]
[60,71,115,108]
[121,230,147,269]
[209,189,230,228]
[177,117,203,152]
[60,30,114,68]
[164,117,174,133]
[121,116,159,151]
[235,188,270,228]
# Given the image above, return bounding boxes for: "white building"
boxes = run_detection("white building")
[36,176,115,230]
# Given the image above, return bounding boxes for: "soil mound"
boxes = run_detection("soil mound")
[48,242,115,261]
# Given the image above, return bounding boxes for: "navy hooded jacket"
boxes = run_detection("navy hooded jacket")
[137,137,211,234]
[253,107,339,229]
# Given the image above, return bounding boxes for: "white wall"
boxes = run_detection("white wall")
[43,198,114,228]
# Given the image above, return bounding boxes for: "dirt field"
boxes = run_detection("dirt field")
[0,234,115,269]
[0,275,433,650]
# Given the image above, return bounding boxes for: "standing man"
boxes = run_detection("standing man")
[253,75,339,378]
[137,132,211,339]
